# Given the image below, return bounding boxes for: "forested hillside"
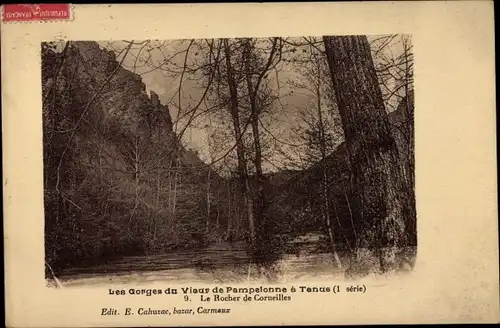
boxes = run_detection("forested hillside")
[43,42,232,272]
[43,36,415,279]
[267,89,415,248]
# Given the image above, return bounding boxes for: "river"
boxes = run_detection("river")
[49,233,346,287]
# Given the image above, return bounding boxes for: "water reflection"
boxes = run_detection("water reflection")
[53,234,346,287]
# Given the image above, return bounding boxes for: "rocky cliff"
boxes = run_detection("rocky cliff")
[42,41,222,273]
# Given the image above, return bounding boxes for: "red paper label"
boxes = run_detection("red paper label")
[2,4,72,22]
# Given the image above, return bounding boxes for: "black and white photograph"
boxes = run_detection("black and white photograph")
[42,35,416,287]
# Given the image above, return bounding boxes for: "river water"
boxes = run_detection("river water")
[51,233,346,287]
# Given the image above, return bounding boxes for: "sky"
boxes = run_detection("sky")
[97,35,412,173]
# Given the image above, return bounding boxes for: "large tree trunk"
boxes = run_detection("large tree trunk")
[223,39,256,247]
[395,91,417,248]
[322,35,416,273]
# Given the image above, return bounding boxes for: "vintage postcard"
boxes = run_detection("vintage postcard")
[2,2,498,327]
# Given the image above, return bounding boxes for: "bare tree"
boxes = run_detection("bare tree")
[222,39,257,246]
